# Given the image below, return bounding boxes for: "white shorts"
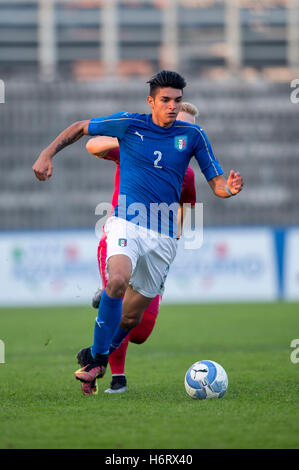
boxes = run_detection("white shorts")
[104,216,178,298]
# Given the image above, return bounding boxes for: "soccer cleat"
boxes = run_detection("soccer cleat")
[74,362,106,383]
[92,288,103,309]
[104,375,127,394]
[74,348,108,383]
[81,379,98,396]
[76,347,103,394]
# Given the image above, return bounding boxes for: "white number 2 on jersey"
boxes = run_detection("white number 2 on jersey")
[153,151,163,169]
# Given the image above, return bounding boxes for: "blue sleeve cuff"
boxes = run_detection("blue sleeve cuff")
[204,166,224,181]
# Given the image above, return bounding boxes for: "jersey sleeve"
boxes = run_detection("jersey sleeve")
[179,166,196,206]
[88,111,140,140]
[193,128,224,181]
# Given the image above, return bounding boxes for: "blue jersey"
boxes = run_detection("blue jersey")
[88,112,223,237]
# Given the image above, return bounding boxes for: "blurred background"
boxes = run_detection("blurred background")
[0,0,299,305]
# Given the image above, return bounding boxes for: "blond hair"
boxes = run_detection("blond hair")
[181,102,199,117]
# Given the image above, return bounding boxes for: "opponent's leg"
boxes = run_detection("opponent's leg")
[105,338,129,393]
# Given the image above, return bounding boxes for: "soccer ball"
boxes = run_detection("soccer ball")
[184,360,228,400]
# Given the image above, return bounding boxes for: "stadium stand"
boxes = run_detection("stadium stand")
[1,78,298,229]
[0,1,298,229]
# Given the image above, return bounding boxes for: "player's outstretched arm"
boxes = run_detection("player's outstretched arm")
[33,120,90,181]
[208,170,244,198]
[86,136,119,158]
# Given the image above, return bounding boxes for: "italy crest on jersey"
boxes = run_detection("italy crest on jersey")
[174,135,187,152]
[118,238,127,247]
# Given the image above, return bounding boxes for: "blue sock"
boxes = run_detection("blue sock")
[109,326,132,355]
[91,290,122,357]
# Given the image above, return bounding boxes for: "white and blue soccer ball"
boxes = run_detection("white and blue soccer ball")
[184,360,228,400]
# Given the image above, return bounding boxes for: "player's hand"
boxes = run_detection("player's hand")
[32,153,53,181]
[226,170,243,195]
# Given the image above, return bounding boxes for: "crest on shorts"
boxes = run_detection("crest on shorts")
[118,238,127,247]
[174,135,187,152]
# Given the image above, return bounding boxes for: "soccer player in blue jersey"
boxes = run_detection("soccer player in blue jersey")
[33,70,243,390]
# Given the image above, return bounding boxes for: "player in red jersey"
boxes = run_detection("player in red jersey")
[83,103,198,395]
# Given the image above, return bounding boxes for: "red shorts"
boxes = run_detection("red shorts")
[97,236,160,318]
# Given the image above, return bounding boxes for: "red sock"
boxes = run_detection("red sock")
[108,336,129,375]
[129,310,157,344]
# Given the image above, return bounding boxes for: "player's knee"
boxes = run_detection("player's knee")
[106,273,128,298]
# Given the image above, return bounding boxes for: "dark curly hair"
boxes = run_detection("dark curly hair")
[147,70,186,97]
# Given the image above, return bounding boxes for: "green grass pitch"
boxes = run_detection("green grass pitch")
[0,302,298,449]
